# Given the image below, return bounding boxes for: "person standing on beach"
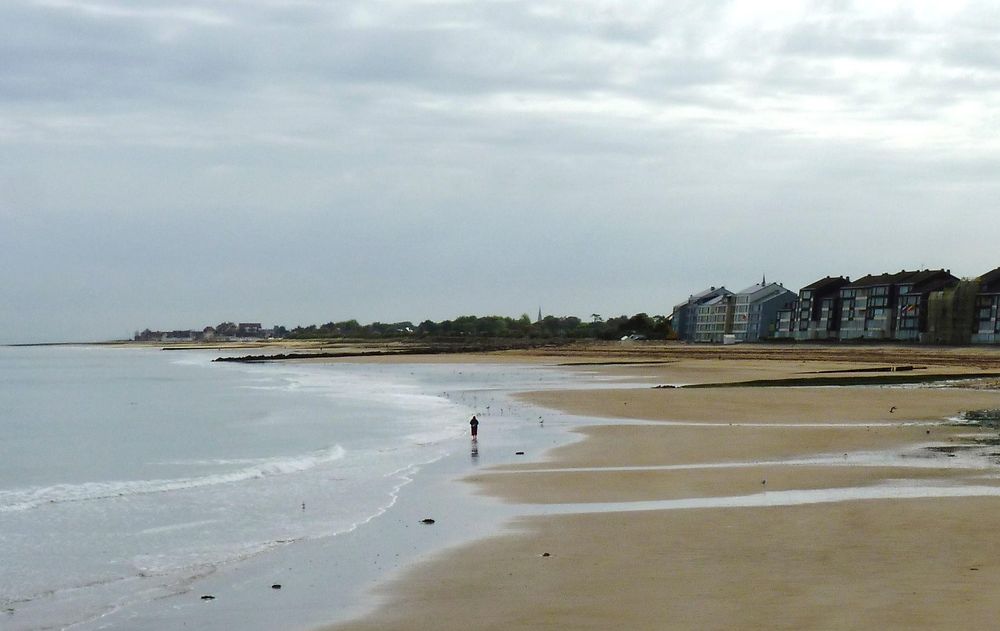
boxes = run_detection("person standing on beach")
[470,415,479,439]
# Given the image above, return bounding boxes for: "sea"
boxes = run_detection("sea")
[0,345,631,630]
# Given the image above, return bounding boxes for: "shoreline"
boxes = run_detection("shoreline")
[45,356,620,631]
[324,354,1000,630]
[66,338,1000,368]
[3,349,611,630]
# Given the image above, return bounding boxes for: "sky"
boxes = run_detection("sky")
[3,0,1000,343]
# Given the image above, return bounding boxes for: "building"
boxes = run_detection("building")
[774,307,795,339]
[671,287,731,341]
[973,267,1000,344]
[693,293,735,343]
[687,279,794,343]
[238,323,263,337]
[893,270,959,341]
[778,276,850,341]
[838,270,957,341]
[794,276,849,341]
[924,279,979,345]
[680,266,1000,346]
[839,273,902,340]
[731,281,797,342]
[162,330,197,342]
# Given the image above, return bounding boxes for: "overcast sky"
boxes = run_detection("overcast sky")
[3,0,1000,342]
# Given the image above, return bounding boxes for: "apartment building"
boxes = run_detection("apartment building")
[676,266,1000,345]
[837,270,956,341]
[693,293,735,343]
[731,281,797,342]
[893,270,959,341]
[671,287,732,341]
[777,276,850,341]
[973,267,1000,344]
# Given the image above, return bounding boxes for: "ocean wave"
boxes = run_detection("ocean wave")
[252,364,461,412]
[0,445,346,513]
[152,456,282,466]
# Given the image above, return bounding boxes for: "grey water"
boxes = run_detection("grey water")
[0,346,616,630]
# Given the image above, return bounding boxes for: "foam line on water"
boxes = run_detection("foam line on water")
[0,445,346,512]
[4,455,446,624]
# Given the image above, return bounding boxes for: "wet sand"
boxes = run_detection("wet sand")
[520,383,1000,424]
[333,498,1000,630]
[325,353,1000,630]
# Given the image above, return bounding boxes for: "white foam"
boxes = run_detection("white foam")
[138,519,222,536]
[0,445,346,513]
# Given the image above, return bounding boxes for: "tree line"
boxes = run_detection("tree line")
[285,313,673,341]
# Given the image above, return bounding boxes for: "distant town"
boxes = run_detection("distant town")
[133,314,672,343]
[134,323,286,343]
[135,265,1000,347]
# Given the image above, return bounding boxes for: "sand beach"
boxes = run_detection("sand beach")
[325,344,1000,630]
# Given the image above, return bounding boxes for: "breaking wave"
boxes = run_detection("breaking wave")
[0,445,346,513]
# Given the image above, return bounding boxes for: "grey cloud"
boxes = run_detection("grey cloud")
[780,21,906,59]
[0,2,251,104]
[942,39,1000,72]
[4,0,1000,343]
[2,0,740,110]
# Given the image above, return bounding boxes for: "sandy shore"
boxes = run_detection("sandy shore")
[326,351,1000,630]
[331,499,1000,630]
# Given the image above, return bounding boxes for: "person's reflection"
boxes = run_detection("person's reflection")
[471,441,479,460]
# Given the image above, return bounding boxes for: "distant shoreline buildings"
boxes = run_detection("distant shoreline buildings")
[134,322,286,343]
[672,267,1000,345]
[670,278,797,344]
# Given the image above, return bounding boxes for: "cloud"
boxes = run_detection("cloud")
[3,0,1000,341]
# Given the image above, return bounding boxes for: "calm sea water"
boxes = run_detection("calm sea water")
[0,346,595,629]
